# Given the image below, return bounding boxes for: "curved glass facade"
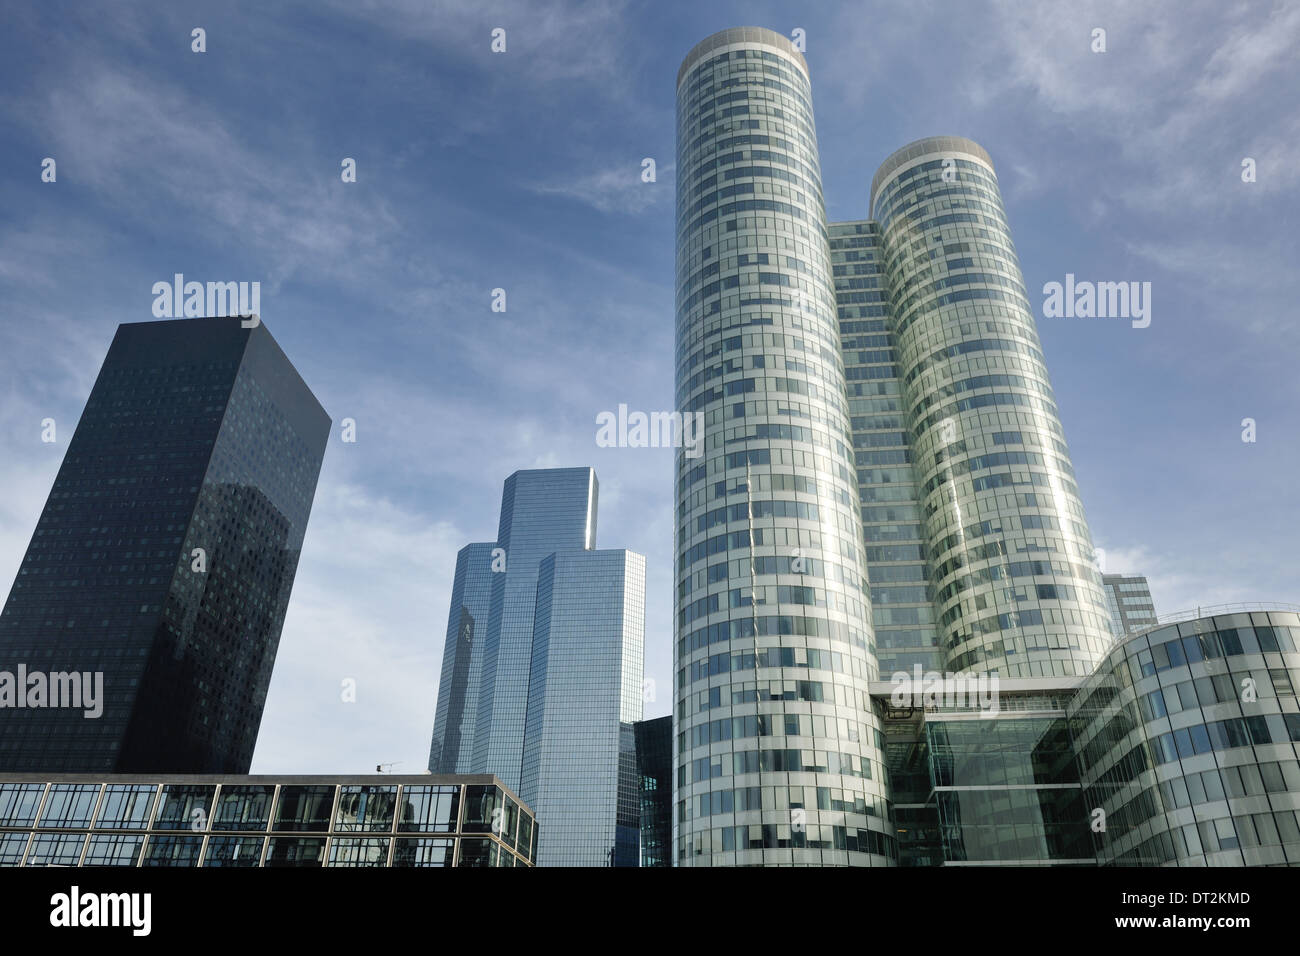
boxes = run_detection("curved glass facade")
[673,27,891,866]
[871,137,1111,678]
[1069,608,1300,865]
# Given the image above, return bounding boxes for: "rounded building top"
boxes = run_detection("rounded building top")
[870,135,994,204]
[677,26,809,89]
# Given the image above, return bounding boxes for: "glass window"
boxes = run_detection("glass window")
[498,796,519,849]
[265,837,324,867]
[397,786,460,832]
[517,813,534,861]
[142,835,203,867]
[1189,724,1212,754]
[334,786,396,832]
[95,785,157,829]
[1202,770,1226,802]
[457,837,494,866]
[39,784,101,828]
[203,837,264,867]
[273,786,335,832]
[0,784,46,827]
[26,833,86,867]
[153,785,216,831]
[327,838,390,866]
[213,786,274,831]
[1260,762,1286,793]
[84,834,145,867]
[391,838,453,867]
[462,786,499,834]
[0,833,30,866]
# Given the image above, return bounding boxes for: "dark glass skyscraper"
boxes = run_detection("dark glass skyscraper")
[0,317,329,774]
[634,716,672,867]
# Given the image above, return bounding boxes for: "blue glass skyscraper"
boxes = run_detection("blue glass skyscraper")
[428,542,496,774]
[471,468,596,790]
[429,467,645,866]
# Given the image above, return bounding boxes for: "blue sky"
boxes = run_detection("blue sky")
[1,0,1297,774]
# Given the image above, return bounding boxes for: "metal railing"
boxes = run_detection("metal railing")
[1129,602,1300,636]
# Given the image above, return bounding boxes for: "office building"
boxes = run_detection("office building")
[0,773,534,867]
[675,27,894,866]
[0,317,329,774]
[1102,573,1158,640]
[1069,606,1300,865]
[520,548,644,866]
[635,716,672,867]
[428,543,496,774]
[429,468,645,866]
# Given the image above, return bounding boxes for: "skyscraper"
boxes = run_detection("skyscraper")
[428,467,646,866]
[519,548,644,866]
[675,27,894,866]
[674,27,1120,867]
[634,715,672,867]
[0,317,329,773]
[830,221,941,677]
[428,542,495,774]
[1102,573,1158,639]
[472,467,596,790]
[866,137,1112,679]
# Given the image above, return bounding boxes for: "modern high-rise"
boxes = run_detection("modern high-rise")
[0,317,329,774]
[428,543,495,774]
[674,27,1119,866]
[866,137,1112,679]
[520,548,644,866]
[428,467,645,866]
[1102,573,1158,639]
[634,716,672,867]
[473,468,596,790]
[675,27,893,866]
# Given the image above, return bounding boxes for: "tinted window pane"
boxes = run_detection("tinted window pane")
[39,784,101,828]
[84,834,145,866]
[142,835,203,867]
[213,786,274,831]
[397,786,459,832]
[95,785,157,829]
[391,838,453,867]
[265,837,324,866]
[0,784,45,827]
[203,836,264,867]
[27,833,86,866]
[273,786,335,832]
[327,838,390,866]
[153,786,215,831]
[334,786,396,832]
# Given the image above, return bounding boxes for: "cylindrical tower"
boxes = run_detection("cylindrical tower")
[871,136,1112,679]
[674,27,892,866]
